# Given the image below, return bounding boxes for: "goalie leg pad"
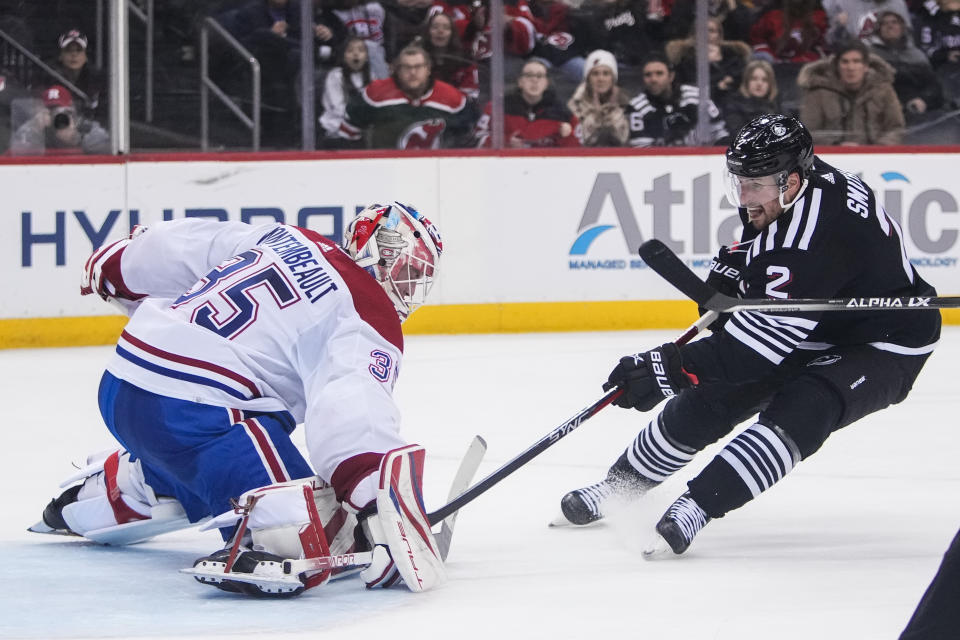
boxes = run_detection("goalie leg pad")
[373,445,446,592]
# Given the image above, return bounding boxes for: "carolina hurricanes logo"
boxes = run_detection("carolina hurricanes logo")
[399,119,447,149]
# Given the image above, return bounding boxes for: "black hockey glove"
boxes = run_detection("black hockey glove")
[602,343,696,412]
[699,245,744,332]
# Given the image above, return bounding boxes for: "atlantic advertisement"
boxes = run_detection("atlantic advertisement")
[2,152,958,319]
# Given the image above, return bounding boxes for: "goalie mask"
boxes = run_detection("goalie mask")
[342,202,442,321]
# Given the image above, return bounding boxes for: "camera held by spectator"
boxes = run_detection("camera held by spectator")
[10,84,110,155]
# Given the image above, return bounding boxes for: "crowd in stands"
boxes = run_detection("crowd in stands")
[217,0,960,149]
[4,0,960,152]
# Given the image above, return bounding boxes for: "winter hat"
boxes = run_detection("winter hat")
[43,85,73,109]
[584,49,618,82]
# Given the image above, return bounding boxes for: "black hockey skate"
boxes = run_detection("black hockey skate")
[189,548,306,598]
[556,453,658,526]
[643,492,711,558]
[28,485,82,536]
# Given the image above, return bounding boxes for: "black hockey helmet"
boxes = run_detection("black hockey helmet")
[725,114,814,179]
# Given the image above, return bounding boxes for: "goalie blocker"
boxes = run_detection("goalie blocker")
[184,444,446,596]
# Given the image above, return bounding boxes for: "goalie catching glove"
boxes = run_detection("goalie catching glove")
[604,344,698,412]
[185,444,446,597]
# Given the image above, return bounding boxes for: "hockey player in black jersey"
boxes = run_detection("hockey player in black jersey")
[557,114,941,556]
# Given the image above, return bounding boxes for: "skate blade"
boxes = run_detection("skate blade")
[27,520,79,537]
[547,512,606,528]
[640,533,673,560]
[548,512,574,527]
[181,563,305,596]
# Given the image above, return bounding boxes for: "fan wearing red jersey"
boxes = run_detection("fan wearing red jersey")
[341,43,478,149]
[474,59,580,148]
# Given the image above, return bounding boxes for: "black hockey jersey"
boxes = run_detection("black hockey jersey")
[682,157,941,385]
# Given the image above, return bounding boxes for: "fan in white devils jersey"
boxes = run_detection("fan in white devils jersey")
[557,115,941,556]
[31,202,448,596]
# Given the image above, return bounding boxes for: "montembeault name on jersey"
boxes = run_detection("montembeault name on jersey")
[844,297,931,308]
[258,226,339,303]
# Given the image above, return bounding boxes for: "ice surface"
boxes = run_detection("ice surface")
[2,328,958,639]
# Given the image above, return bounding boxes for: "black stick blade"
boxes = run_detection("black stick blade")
[638,239,716,306]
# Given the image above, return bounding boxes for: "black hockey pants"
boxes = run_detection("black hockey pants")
[659,345,932,518]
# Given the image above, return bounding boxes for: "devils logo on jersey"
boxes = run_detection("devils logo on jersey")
[399,119,447,149]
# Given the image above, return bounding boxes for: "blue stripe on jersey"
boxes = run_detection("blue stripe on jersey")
[115,345,250,401]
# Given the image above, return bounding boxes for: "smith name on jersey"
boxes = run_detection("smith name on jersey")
[682,157,941,383]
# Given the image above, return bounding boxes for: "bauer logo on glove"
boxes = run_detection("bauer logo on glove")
[604,343,697,412]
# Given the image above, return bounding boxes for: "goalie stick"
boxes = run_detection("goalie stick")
[638,239,960,313]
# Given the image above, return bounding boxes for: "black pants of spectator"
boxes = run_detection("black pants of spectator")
[245,32,300,148]
[900,527,960,639]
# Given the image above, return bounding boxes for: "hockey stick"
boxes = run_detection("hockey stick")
[638,239,960,313]
[255,314,718,579]
[435,435,488,560]
[422,309,719,525]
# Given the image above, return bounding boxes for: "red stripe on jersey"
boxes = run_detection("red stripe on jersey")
[121,330,262,398]
[298,229,403,352]
[330,452,385,509]
[103,451,149,525]
[243,418,289,483]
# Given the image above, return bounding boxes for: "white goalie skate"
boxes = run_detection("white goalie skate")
[30,449,194,545]
[183,478,362,597]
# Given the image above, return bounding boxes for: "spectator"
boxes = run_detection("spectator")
[572,0,661,68]
[666,16,750,111]
[10,85,110,156]
[50,29,107,125]
[567,49,630,146]
[798,40,905,144]
[474,58,579,147]
[869,10,944,122]
[723,59,780,135]
[330,0,390,78]
[626,53,730,146]
[381,0,433,60]
[666,0,755,44]
[916,0,960,102]
[528,0,588,82]
[0,67,29,154]
[342,43,477,148]
[223,0,304,146]
[418,12,480,100]
[822,0,911,48]
[319,36,377,148]
[313,2,349,66]
[750,0,828,64]
[430,0,539,63]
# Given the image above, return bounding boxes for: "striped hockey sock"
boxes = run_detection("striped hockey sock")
[626,415,698,482]
[717,421,802,500]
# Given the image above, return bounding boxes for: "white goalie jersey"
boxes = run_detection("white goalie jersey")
[101,218,407,483]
